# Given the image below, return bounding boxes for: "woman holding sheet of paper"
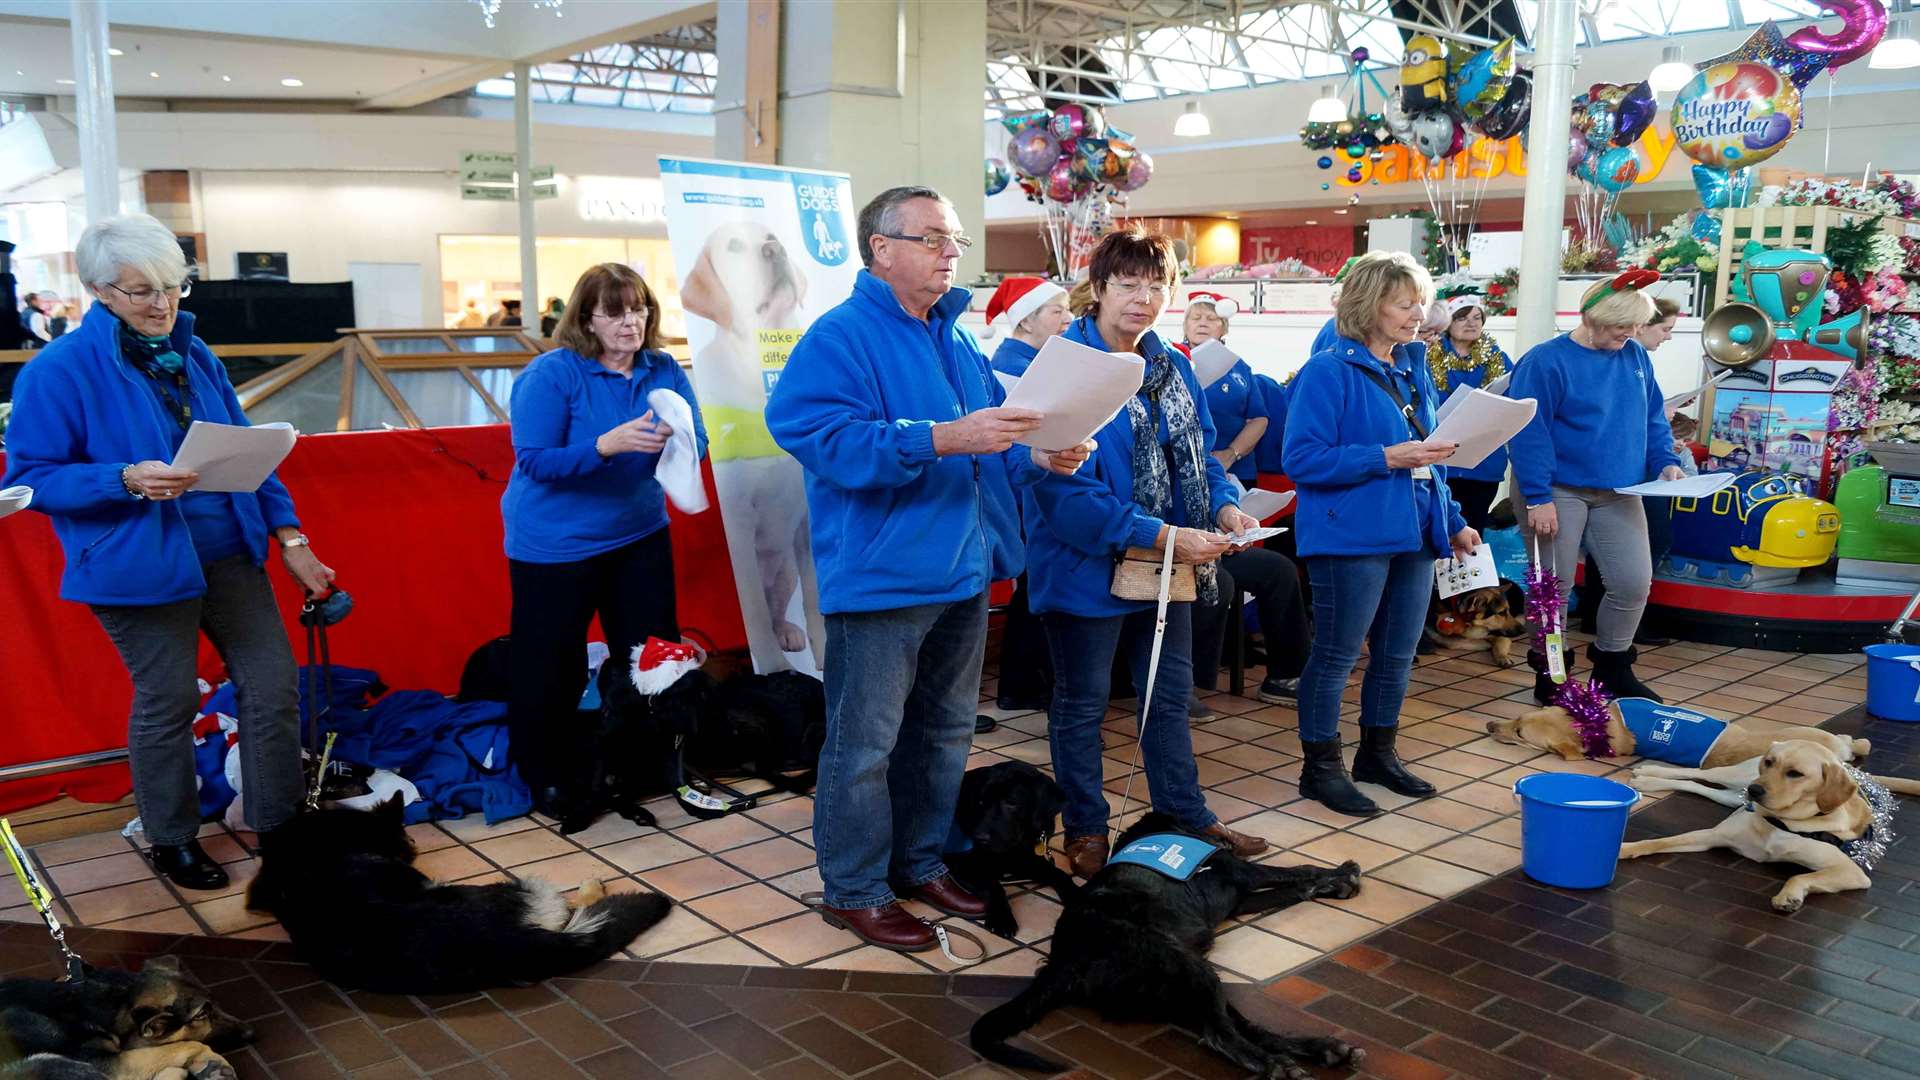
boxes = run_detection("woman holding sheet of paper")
[1282,251,1477,818]
[1507,271,1684,704]
[1,213,330,891]
[1432,294,1512,532]
[1020,227,1270,877]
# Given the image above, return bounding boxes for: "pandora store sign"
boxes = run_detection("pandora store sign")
[578,176,668,224]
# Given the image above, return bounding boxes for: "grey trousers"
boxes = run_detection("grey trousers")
[91,554,305,845]
[1516,484,1653,653]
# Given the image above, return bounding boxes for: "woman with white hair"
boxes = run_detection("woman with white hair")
[2,213,332,889]
[1508,270,1685,704]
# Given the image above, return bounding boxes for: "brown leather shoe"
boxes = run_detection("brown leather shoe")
[1202,822,1269,858]
[901,873,987,918]
[818,902,937,952]
[1065,834,1110,878]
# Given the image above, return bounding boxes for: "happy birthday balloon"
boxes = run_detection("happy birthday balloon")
[1476,72,1532,139]
[1785,0,1887,69]
[1411,109,1458,160]
[1454,38,1516,122]
[985,157,1010,196]
[1006,123,1062,178]
[1698,21,1831,89]
[1672,61,1802,170]
[1591,145,1641,193]
[1614,81,1657,145]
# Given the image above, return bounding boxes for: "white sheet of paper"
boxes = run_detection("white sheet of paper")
[1423,389,1537,469]
[0,485,32,520]
[993,370,1020,395]
[1434,384,1474,425]
[1239,488,1296,521]
[1663,368,1732,413]
[1189,339,1241,387]
[171,421,299,493]
[1614,471,1737,498]
[1225,526,1287,546]
[1484,371,1512,396]
[1434,544,1499,599]
[1000,336,1144,452]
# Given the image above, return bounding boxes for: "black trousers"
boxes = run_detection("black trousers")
[508,528,678,795]
[997,572,1053,704]
[1449,478,1503,535]
[1192,547,1312,690]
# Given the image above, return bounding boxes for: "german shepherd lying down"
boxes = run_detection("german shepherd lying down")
[0,956,252,1080]
[247,796,670,994]
[971,813,1367,1078]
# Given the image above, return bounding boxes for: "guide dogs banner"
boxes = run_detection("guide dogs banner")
[658,156,857,677]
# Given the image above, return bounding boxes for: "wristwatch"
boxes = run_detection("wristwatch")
[280,533,311,550]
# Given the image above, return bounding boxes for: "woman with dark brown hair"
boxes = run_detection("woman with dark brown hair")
[501,262,707,823]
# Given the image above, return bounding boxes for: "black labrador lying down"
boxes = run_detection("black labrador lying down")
[972,812,1367,1079]
[944,762,1079,939]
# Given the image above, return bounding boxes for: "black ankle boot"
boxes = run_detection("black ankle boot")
[1298,739,1379,817]
[1350,726,1436,798]
[149,839,229,891]
[1587,644,1662,702]
[1527,649,1558,706]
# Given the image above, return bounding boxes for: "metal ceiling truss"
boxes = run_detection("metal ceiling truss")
[476,17,717,112]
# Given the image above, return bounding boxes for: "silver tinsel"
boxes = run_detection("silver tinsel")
[1839,765,1896,872]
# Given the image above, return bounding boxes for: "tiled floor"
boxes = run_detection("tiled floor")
[3,640,1900,1078]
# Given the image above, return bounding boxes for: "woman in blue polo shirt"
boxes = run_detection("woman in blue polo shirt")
[502,263,707,824]
[1283,251,1478,817]
[1431,294,1512,532]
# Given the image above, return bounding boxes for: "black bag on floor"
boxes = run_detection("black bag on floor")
[687,671,827,794]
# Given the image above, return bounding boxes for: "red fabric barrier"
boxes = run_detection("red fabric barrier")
[0,425,746,812]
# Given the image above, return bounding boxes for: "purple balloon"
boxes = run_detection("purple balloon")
[1045,156,1077,202]
[1746,110,1795,152]
[1007,123,1062,178]
[1613,81,1657,146]
[1567,131,1589,174]
[1118,151,1154,192]
[1785,0,1888,68]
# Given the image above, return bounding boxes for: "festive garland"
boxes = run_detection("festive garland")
[1484,269,1518,316]
[1428,334,1507,389]
[1559,679,1617,759]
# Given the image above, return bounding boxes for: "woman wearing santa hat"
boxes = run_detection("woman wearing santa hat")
[982,276,1071,712]
[1432,293,1511,532]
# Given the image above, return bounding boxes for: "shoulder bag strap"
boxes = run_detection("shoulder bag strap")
[1353,363,1429,441]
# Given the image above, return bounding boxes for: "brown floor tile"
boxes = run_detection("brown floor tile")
[780,1014,895,1074]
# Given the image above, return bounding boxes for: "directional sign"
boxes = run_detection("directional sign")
[461,184,516,202]
[461,150,518,169]
[461,164,555,184]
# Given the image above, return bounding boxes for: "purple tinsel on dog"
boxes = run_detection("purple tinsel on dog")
[1524,561,1563,655]
[1556,678,1616,758]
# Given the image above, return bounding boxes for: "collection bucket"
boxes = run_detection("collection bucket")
[1865,643,1920,723]
[1513,773,1640,889]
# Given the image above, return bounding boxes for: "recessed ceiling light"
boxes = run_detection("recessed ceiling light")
[107,48,123,56]
[1305,219,1319,225]
[221,74,232,82]
[148,71,159,78]
[55,78,75,85]
[281,77,304,87]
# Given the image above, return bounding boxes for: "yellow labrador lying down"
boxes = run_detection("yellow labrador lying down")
[1621,740,1920,913]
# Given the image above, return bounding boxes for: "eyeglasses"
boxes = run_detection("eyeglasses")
[1103,279,1169,300]
[103,280,190,306]
[880,231,974,252]
[591,308,648,324]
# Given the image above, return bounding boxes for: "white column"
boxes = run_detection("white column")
[1515,0,1578,351]
[513,61,537,323]
[69,0,120,223]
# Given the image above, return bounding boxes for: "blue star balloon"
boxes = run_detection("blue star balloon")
[1697,20,1831,89]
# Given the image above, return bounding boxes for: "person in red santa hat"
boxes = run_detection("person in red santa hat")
[981,275,1070,379]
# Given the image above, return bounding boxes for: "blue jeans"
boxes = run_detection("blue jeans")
[1298,552,1432,742]
[1044,604,1216,839]
[814,592,987,910]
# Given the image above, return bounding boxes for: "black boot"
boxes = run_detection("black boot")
[149,839,229,891]
[1297,739,1379,817]
[1587,644,1663,703]
[1527,649,1558,706]
[1350,726,1436,798]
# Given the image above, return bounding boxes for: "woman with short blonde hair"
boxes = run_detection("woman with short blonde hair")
[1282,250,1477,816]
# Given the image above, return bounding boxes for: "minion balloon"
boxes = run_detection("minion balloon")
[1402,34,1449,113]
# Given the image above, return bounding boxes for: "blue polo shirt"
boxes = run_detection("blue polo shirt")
[501,347,707,564]
[1201,357,1267,484]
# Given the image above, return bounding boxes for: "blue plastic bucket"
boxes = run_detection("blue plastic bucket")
[1865,643,1920,722]
[1513,773,1641,889]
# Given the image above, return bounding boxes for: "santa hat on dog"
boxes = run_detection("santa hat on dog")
[981,275,1066,338]
[628,636,707,695]
[1185,291,1241,319]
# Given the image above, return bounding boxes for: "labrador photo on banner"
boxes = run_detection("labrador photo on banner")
[658,156,857,677]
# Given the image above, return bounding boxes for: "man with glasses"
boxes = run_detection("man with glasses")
[767,186,1091,952]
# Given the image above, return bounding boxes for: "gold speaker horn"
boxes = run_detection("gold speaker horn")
[1700,303,1774,369]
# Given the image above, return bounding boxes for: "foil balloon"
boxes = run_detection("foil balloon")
[1068,150,1098,185]
[1045,157,1080,202]
[1591,145,1641,193]
[1006,122,1062,178]
[1117,150,1154,192]
[1692,163,1753,209]
[1691,210,1723,244]
[998,109,1050,135]
[1477,72,1532,139]
[1785,0,1887,70]
[1402,34,1449,112]
[1105,125,1137,144]
[1699,20,1831,89]
[1411,109,1457,160]
[1613,81,1657,145]
[985,157,1010,196]
[1584,99,1618,148]
[1455,38,1516,122]
[1567,131,1589,173]
[1382,95,1417,142]
[1672,62,1802,170]
[1077,138,1111,179]
[1047,103,1095,149]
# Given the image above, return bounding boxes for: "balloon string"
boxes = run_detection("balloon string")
[1823,71,1835,177]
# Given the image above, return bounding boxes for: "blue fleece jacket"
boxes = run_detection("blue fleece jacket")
[1438,337,1516,483]
[1310,317,1340,358]
[1021,316,1239,618]
[1202,358,1268,484]
[2,307,301,605]
[1253,374,1290,475]
[990,336,1040,377]
[501,347,707,564]
[1283,335,1465,559]
[1506,334,1681,503]
[765,270,1023,615]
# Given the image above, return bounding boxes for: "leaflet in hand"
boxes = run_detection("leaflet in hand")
[1434,373,1512,426]
[1189,339,1240,386]
[1422,389,1536,469]
[993,370,1020,395]
[1225,526,1287,546]
[1614,471,1736,498]
[1000,335,1144,452]
[1434,543,1498,599]
[1664,368,1732,413]
[171,421,299,493]
[1239,488,1295,521]
[0,485,32,521]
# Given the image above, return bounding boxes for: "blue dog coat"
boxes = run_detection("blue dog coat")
[1618,697,1729,768]
[1106,833,1221,881]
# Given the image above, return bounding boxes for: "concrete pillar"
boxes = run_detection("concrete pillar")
[1515,0,1577,351]
[68,0,120,224]
[513,61,538,322]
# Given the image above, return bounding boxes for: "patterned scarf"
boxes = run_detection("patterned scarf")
[118,318,192,429]
[1127,344,1218,605]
